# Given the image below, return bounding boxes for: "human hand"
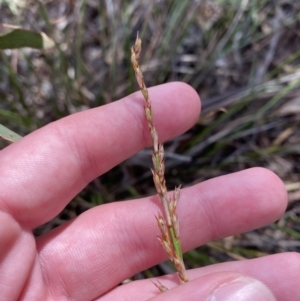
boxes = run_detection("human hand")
[1,83,298,301]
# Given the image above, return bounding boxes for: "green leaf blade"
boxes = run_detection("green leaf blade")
[0,28,54,49]
[0,124,22,142]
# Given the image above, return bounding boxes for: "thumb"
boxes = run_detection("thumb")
[205,275,276,301]
[150,272,276,301]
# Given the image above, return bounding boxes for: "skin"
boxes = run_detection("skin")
[0,82,299,301]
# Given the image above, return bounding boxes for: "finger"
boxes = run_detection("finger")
[147,274,276,301]
[0,211,36,301]
[102,273,276,301]
[36,167,287,300]
[187,252,300,301]
[98,253,299,301]
[0,82,200,228]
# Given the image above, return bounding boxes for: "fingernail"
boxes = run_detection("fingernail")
[208,277,276,301]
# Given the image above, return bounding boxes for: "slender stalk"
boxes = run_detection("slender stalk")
[131,33,188,286]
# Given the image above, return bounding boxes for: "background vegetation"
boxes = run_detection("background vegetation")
[1,0,300,281]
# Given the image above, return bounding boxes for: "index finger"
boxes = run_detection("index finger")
[0,82,200,228]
